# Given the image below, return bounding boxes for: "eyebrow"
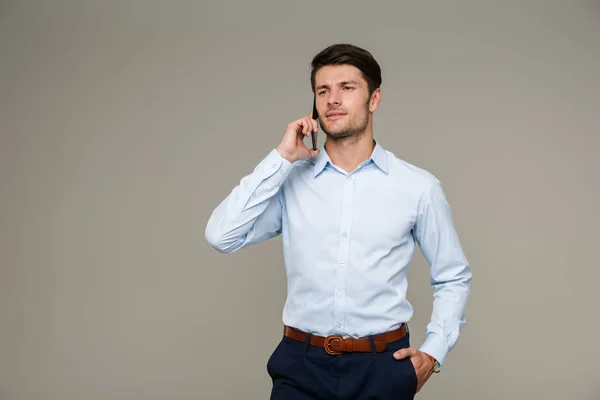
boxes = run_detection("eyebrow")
[316,80,359,91]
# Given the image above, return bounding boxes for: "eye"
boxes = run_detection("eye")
[343,86,354,90]
[318,90,328,95]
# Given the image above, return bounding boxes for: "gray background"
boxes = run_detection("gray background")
[1,0,599,399]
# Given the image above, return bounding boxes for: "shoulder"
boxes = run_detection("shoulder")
[384,149,440,192]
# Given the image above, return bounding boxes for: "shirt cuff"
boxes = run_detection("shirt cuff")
[419,333,448,372]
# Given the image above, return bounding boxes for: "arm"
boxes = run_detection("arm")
[205,149,294,253]
[413,179,472,371]
[205,112,320,253]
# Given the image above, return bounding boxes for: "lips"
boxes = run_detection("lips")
[326,111,347,120]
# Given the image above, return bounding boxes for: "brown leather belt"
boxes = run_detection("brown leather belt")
[283,324,407,355]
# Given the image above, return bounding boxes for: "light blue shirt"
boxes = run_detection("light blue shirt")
[205,140,471,370]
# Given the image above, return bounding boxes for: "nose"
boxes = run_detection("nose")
[327,92,342,108]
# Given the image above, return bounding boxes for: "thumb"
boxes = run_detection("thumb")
[393,347,417,360]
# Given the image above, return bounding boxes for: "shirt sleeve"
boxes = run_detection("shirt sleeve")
[413,179,472,371]
[205,149,295,253]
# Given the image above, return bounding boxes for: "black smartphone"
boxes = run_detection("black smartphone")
[311,96,318,150]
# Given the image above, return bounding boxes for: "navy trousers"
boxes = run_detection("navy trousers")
[267,329,418,399]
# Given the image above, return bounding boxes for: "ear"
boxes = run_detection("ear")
[369,88,381,112]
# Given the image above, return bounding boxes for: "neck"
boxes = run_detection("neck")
[324,130,376,173]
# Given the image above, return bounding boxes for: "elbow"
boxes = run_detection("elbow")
[205,230,228,253]
[204,219,241,254]
[431,260,472,289]
[205,226,231,253]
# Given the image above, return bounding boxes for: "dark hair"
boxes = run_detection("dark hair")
[310,43,382,95]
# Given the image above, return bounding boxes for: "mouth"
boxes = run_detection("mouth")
[326,112,347,120]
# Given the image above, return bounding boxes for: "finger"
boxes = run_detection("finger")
[290,118,304,136]
[293,117,305,129]
[393,347,417,360]
[309,117,317,133]
[297,117,305,136]
[307,117,315,135]
[304,117,312,136]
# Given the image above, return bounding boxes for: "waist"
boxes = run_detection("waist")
[283,324,408,355]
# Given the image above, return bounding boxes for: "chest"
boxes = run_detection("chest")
[282,171,420,244]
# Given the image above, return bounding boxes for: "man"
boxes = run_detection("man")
[205,43,472,399]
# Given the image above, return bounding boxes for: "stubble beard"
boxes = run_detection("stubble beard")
[320,101,370,144]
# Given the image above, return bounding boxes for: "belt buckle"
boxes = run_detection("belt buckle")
[324,334,344,355]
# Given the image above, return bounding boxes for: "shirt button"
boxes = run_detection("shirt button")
[338,292,344,298]
[336,323,342,328]
[339,261,345,266]
[272,163,277,168]
[342,232,348,237]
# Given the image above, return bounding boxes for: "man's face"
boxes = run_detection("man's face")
[314,64,379,140]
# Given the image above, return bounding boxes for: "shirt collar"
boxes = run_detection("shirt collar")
[313,139,389,177]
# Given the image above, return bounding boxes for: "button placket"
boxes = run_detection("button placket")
[333,173,355,332]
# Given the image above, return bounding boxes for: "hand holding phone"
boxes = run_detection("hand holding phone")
[276,104,320,163]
